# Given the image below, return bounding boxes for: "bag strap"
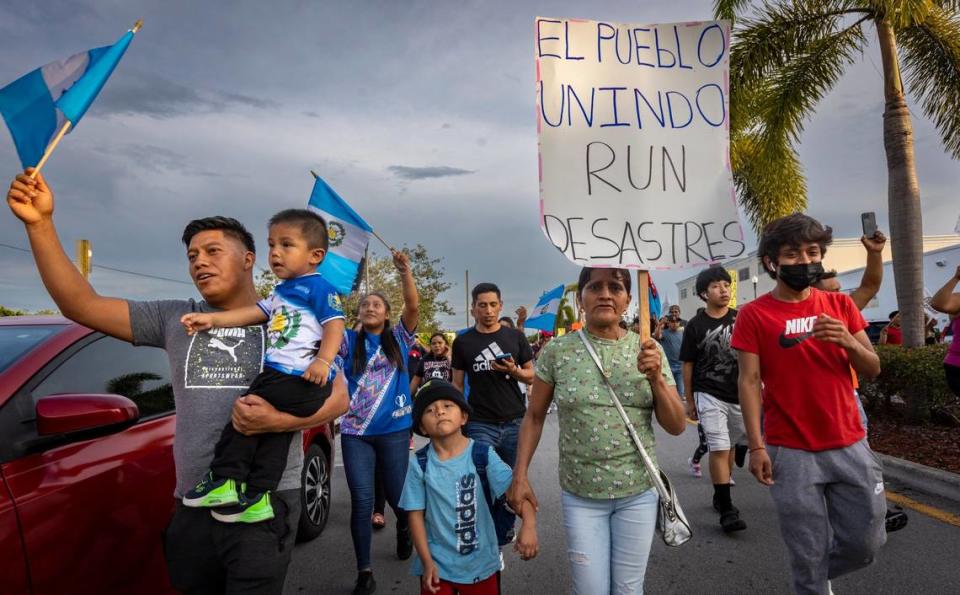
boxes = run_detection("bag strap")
[577,330,671,501]
[415,445,429,473]
[471,440,495,510]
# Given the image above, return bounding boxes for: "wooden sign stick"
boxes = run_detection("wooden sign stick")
[638,270,651,344]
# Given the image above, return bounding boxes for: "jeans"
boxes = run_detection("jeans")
[669,364,684,398]
[561,488,659,595]
[463,419,521,542]
[163,489,299,595]
[341,429,411,571]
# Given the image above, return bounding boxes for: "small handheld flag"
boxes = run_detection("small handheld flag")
[648,273,662,321]
[525,284,565,332]
[0,20,141,174]
[307,175,374,295]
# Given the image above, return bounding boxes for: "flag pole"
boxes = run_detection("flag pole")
[310,169,393,252]
[29,121,72,179]
[638,270,651,344]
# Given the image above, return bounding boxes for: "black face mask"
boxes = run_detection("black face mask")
[777,262,824,291]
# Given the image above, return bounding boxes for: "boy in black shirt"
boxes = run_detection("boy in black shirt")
[680,267,747,533]
[452,283,534,544]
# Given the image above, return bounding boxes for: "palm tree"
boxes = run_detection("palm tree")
[718,0,960,346]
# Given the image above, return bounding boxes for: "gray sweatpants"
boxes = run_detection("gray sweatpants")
[768,439,886,595]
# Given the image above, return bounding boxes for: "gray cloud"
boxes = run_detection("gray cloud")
[91,71,279,119]
[93,143,222,177]
[387,165,474,180]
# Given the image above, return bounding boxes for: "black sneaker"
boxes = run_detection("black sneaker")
[720,508,747,533]
[352,571,376,595]
[885,508,908,533]
[396,527,412,560]
[735,444,748,468]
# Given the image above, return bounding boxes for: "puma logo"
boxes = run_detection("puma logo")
[209,337,245,363]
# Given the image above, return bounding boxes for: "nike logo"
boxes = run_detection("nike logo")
[779,332,813,348]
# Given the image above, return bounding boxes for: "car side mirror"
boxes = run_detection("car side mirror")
[36,394,139,436]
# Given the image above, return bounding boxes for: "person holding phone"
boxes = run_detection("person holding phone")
[451,283,534,545]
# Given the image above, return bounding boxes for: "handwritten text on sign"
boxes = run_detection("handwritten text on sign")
[536,18,743,269]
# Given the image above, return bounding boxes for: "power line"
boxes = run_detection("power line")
[0,241,194,286]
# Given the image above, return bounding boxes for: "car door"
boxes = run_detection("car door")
[0,334,176,595]
[0,469,29,594]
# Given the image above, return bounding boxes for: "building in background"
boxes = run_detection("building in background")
[675,236,960,324]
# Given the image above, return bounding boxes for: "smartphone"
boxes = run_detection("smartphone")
[861,212,878,238]
[494,352,514,362]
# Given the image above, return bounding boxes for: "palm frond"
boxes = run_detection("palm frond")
[756,17,868,150]
[731,131,807,232]
[898,7,960,157]
[714,0,754,21]
[866,1,936,27]
[730,2,870,90]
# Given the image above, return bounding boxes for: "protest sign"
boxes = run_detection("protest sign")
[536,17,742,271]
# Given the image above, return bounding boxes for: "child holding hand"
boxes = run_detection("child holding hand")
[401,379,538,594]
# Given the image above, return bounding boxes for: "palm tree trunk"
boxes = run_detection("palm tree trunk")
[877,20,925,348]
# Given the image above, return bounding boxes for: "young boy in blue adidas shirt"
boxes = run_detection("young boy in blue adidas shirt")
[401,380,538,595]
[180,209,345,523]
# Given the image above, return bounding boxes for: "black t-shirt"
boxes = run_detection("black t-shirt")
[679,308,739,404]
[451,326,534,422]
[415,354,452,382]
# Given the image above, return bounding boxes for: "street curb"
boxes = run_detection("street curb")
[878,453,960,503]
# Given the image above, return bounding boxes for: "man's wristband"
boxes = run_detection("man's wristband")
[749,446,766,453]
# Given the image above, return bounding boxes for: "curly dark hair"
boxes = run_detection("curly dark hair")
[757,214,833,279]
[181,216,256,253]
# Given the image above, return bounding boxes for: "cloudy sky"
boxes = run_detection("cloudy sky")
[2,0,959,328]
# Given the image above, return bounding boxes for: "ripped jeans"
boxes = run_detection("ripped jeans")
[561,488,658,595]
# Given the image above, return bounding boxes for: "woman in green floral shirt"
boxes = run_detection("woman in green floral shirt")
[507,267,686,594]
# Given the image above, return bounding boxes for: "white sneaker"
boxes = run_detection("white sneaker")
[688,458,702,478]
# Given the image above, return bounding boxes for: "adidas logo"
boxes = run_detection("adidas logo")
[472,342,505,372]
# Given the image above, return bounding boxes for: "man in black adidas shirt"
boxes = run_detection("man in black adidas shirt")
[452,282,534,544]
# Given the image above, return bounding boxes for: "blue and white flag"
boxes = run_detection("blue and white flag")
[525,284,565,332]
[308,176,373,295]
[0,25,137,168]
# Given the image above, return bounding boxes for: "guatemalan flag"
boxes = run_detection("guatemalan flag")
[525,284,565,332]
[0,23,138,168]
[308,177,373,295]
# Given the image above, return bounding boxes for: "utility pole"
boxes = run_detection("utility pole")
[75,239,91,279]
[465,269,470,329]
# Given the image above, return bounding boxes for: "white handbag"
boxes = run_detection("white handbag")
[578,330,693,547]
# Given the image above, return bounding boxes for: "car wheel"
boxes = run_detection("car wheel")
[297,443,331,542]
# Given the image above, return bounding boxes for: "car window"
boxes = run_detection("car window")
[0,325,64,373]
[33,336,174,418]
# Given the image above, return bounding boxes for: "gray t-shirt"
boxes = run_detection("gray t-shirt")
[128,299,302,498]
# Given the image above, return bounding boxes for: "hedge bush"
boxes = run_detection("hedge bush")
[858,344,957,424]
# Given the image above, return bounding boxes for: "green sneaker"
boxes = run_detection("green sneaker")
[182,472,240,508]
[211,492,275,524]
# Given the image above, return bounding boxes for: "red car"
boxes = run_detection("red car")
[0,316,336,594]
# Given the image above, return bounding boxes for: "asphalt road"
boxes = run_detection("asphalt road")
[284,415,960,594]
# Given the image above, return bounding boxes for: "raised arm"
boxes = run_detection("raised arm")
[7,170,133,341]
[930,266,960,315]
[850,232,886,310]
[394,249,419,331]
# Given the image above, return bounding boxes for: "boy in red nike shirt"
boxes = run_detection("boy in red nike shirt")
[732,214,885,595]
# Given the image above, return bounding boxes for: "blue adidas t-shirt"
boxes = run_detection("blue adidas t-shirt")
[338,321,416,436]
[256,273,344,375]
[399,440,512,585]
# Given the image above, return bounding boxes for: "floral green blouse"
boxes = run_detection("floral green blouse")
[535,330,675,499]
